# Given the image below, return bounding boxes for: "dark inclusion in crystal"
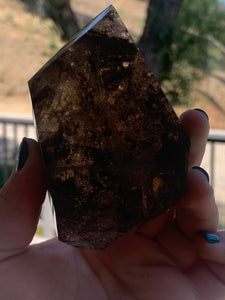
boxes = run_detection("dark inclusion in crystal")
[29,5,190,249]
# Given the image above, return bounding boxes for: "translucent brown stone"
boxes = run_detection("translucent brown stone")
[29,5,190,249]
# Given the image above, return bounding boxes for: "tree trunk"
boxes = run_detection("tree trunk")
[138,0,183,81]
[44,0,80,40]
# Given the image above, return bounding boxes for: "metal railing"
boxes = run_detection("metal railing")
[208,129,225,188]
[0,115,225,238]
[0,114,56,241]
[0,114,35,183]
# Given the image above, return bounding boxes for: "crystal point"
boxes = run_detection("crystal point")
[29,5,190,249]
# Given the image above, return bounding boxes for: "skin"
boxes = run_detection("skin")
[0,109,224,299]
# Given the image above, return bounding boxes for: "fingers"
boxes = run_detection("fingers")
[0,138,46,256]
[193,232,225,284]
[180,109,209,168]
[176,167,219,238]
[137,210,174,238]
[195,231,225,264]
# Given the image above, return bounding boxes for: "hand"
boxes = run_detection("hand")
[0,109,224,300]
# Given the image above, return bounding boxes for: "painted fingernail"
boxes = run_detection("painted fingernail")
[200,231,220,243]
[17,137,28,171]
[194,108,209,120]
[192,166,209,182]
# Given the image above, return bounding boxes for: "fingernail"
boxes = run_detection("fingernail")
[17,137,28,171]
[192,166,209,182]
[194,108,209,120]
[200,231,220,244]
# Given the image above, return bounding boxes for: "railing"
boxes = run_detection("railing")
[208,129,225,188]
[0,115,35,183]
[0,114,56,241]
[0,115,225,238]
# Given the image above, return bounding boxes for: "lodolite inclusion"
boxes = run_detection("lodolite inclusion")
[29,5,190,249]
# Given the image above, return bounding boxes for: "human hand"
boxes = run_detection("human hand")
[0,109,224,300]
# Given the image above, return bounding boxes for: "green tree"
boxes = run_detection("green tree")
[21,0,80,39]
[138,0,183,82]
[139,0,225,104]
[44,0,80,40]
[22,0,225,104]
[155,0,225,104]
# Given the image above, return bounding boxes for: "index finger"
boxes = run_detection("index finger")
[180,109,209,168]
[0,138,46,260]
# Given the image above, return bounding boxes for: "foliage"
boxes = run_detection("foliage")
[164,0,225,104]
[20,0,80,40]
[178,0,225,44]
[138,0,183,83]
[21,0,225,105]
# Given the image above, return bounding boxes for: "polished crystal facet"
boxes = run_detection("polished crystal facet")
[29,5,190,249]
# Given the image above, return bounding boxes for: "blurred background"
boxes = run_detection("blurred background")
[0,0,225,242]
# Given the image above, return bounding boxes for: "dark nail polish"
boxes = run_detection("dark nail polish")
[194,108,209,120]
[200,231,220,244]
[192,166,209,182]
[17,138,28,171]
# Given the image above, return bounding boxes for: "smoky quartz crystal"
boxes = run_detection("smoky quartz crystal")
[29,5,190,249]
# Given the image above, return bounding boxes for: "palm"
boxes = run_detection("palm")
[80,223,225,300]
[1,223,224,300]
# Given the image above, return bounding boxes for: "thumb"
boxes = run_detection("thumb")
[0,138,46,256]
